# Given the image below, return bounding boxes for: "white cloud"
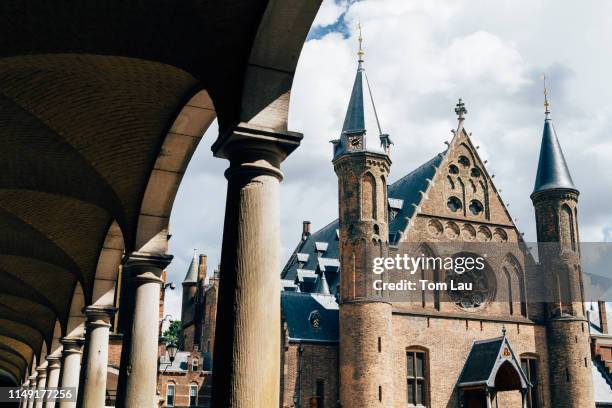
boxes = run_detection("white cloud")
[165,0,612,316]
[312,0,348,28]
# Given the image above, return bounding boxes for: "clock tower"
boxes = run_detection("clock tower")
[331,25,395,407]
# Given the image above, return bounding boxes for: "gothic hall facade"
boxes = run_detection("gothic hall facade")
[275,48,611,408]
[174,47,612,408]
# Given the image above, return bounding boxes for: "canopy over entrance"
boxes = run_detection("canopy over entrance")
[458,334,531,408]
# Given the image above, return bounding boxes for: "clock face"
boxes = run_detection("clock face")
[348,136,363,150]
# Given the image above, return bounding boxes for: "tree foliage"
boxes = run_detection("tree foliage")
[162,320,181,347]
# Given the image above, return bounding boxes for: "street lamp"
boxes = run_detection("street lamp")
[166,343,178,363]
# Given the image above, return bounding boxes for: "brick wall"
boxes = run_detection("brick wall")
[281,342,339,408]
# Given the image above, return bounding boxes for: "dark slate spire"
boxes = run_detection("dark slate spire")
[332,24,391,157]
[532,79,577,195]
[183,251,198,284]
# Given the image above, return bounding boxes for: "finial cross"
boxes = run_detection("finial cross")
[455,98,467,120]
[357,22,364,62]
[541,73,551,115]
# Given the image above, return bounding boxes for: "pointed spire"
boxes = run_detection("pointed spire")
[183,250,199,284]
[333,23,390,157]
[532,77,577,195]
[315,271,331,296]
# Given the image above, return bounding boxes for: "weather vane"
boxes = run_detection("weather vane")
[541,73,550,116]
[357,22,364,63]
[455,98,467,120]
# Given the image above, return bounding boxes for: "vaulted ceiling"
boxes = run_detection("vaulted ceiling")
[0,0,320,384]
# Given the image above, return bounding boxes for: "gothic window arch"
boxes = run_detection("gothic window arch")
[502,267,514,315]
[417,244,440,310]
[361,172,377,220]
[560,204,576,251]
[503,254,527,317]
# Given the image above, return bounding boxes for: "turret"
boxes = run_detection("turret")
[180,251,205,350]
[333,25,394,407]
[531,79,594,407]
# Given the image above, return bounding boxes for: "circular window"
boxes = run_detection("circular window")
[468,200,484,215]
[447,196,462,212]
[471,167,481,177]
[449,164,459,174]
[446,266,490,309]
[458,156,470,167]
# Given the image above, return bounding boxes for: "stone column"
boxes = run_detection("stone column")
[116,253,172,408]
[79,305,116,407]
[34,367,47,408]
[19,380,29,408]
[210,124,302,407]
[44,356,61,408]
[26,374,36,408]
[59,338,83,408]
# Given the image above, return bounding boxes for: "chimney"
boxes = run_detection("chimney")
[598,301,608,334]
[302,221,311,240]
[198,255,207,280]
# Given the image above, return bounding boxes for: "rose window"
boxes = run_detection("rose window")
[445,266,490,309]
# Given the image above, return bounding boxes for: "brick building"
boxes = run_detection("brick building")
[157,254,218,407]
[173,41,612,408]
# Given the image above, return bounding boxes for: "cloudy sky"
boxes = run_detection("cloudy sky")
[162,0,612,321]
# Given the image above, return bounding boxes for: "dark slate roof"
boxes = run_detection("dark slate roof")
[280,152,445,286]
[281,292,339,342]
[281,219,339,285]
[458,338,503,384]
[387,153,444,243]
[533,116,577,194]
[457,336,529,389]
[342,64,366,135]
[183,252,199,283]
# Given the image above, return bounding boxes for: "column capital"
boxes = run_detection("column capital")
[22,380,30,387]
[46,356,61,370]
[35,367,47,378]
[212,123,303,178]
[28,374,37,382]
[61,337,84,355]
[83,305,117,328]
[124,252,173,285]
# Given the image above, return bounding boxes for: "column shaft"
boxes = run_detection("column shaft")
[211,126,301,407]
[34,369,46,408]
[26,375,36,408]
[59,338,83,408]
[19,381,29,408]
[44,357,61,408]
[80,306,115,407]
[117,253,171,408]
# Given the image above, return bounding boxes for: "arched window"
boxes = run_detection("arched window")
[559,204,572,249]
[166,383,175,407]
[192,358,199,372]
[503,267,514,315]
[189,383,198,406]
[406,348,429,406]
[361,173,376,220]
